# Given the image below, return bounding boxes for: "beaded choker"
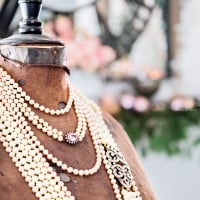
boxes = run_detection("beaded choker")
[0,66,142,200]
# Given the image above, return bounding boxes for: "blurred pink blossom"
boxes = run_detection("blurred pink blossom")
[44,16,116,71]
[55,16,74,42]
[43,21,57,38]
[132,96,150,112]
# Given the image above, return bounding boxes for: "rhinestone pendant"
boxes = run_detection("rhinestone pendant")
[64,132,79,144]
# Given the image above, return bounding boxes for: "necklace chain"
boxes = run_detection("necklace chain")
[0,67,142,200]
[12,78,74,115]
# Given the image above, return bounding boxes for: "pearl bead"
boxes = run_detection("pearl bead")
[116,193,122,199]
[40,105,45,111]
[57,161,62,167]
[29,100,35,105]
[52,157,58,163]
[59,191,65,198]
[83,170,89,176]
[34,103,39,108]
[67,167,73,173]
[58,181,64,187]
[47,154,53,160]
[44,108,50,113]
[22,171,28,177]
[73,169,79,175]
[134,186,139,191]
[78,170,84,176]
[62,164,68,170]
[43,149,49,155]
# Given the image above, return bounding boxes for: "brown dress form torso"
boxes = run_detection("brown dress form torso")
[0,56,156,200]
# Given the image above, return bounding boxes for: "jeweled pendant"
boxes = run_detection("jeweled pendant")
[64,132,79,144]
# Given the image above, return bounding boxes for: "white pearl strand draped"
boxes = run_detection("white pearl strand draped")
[0,67,142,200]
[1,72,87,144]
[0,69,102,176]
[74,89,142,200]
[20,83,74,116]
[22,90,87,143]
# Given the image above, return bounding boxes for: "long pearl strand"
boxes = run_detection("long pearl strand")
[0,70,87,144]
[0,105,75,200]
[0,67,142,200]
[0,69,103,177]
[10,78,74,116]
[69,89,142,200]
[21,95,87,143]
[73,89,142,200]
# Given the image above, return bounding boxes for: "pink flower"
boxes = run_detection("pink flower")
[55,16,74,42]
[132,96,150,112]
[97,45,116,67]
[78,37,116,71]
[170,95,195,111]
[66,41,81,68]
[44,17,117,71]
[43,21,57,38]
[78,37,101,71]
[120,94,135,110]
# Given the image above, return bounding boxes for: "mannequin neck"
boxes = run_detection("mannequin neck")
[0,56,69,110]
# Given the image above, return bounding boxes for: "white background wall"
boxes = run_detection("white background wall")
[139,126,200,200]
[137,2,200,198]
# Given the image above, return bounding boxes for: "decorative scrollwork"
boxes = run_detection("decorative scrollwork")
[106,146,125,164]
[105,145,133,189]
[111,164,133,189]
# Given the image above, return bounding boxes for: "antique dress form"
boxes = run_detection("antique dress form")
[0,1,156,200]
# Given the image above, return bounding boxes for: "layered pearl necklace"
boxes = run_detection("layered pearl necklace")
[1,73,86,145]
[0,66,142,200]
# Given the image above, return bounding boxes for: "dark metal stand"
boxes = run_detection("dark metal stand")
[163,0,173,78]
[18,0,42,34]
[0,0,18,37]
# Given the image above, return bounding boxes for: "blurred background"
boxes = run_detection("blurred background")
[0,0,200,199]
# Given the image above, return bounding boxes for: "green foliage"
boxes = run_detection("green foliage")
[116,108,200,156]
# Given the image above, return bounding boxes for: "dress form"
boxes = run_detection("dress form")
[0,1,156,199]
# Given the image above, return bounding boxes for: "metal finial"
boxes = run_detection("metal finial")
[18,0,42,34]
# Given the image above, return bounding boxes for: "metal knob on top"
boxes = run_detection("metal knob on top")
[0,0,67,67]
[18,0,42,34]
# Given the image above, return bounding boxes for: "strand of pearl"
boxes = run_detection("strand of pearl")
[0,70,103,177]
[74,90,123,200]
[0,103,75,200]
[92,104,142,199]
[0,95,102,179]
[21,96,87,143]
[1,69,87,144]
[93,102,142,200]
[0,69,74,115]
[38,96,103,176]
[0,71,102,195]
[74,89,142,200]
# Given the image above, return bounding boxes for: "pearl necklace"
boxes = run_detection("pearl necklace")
[0,66,142,200]
[10,78,74,116]
[0,70,87,144]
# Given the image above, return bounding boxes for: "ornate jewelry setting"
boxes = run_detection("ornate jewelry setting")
[0,66,142,200]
